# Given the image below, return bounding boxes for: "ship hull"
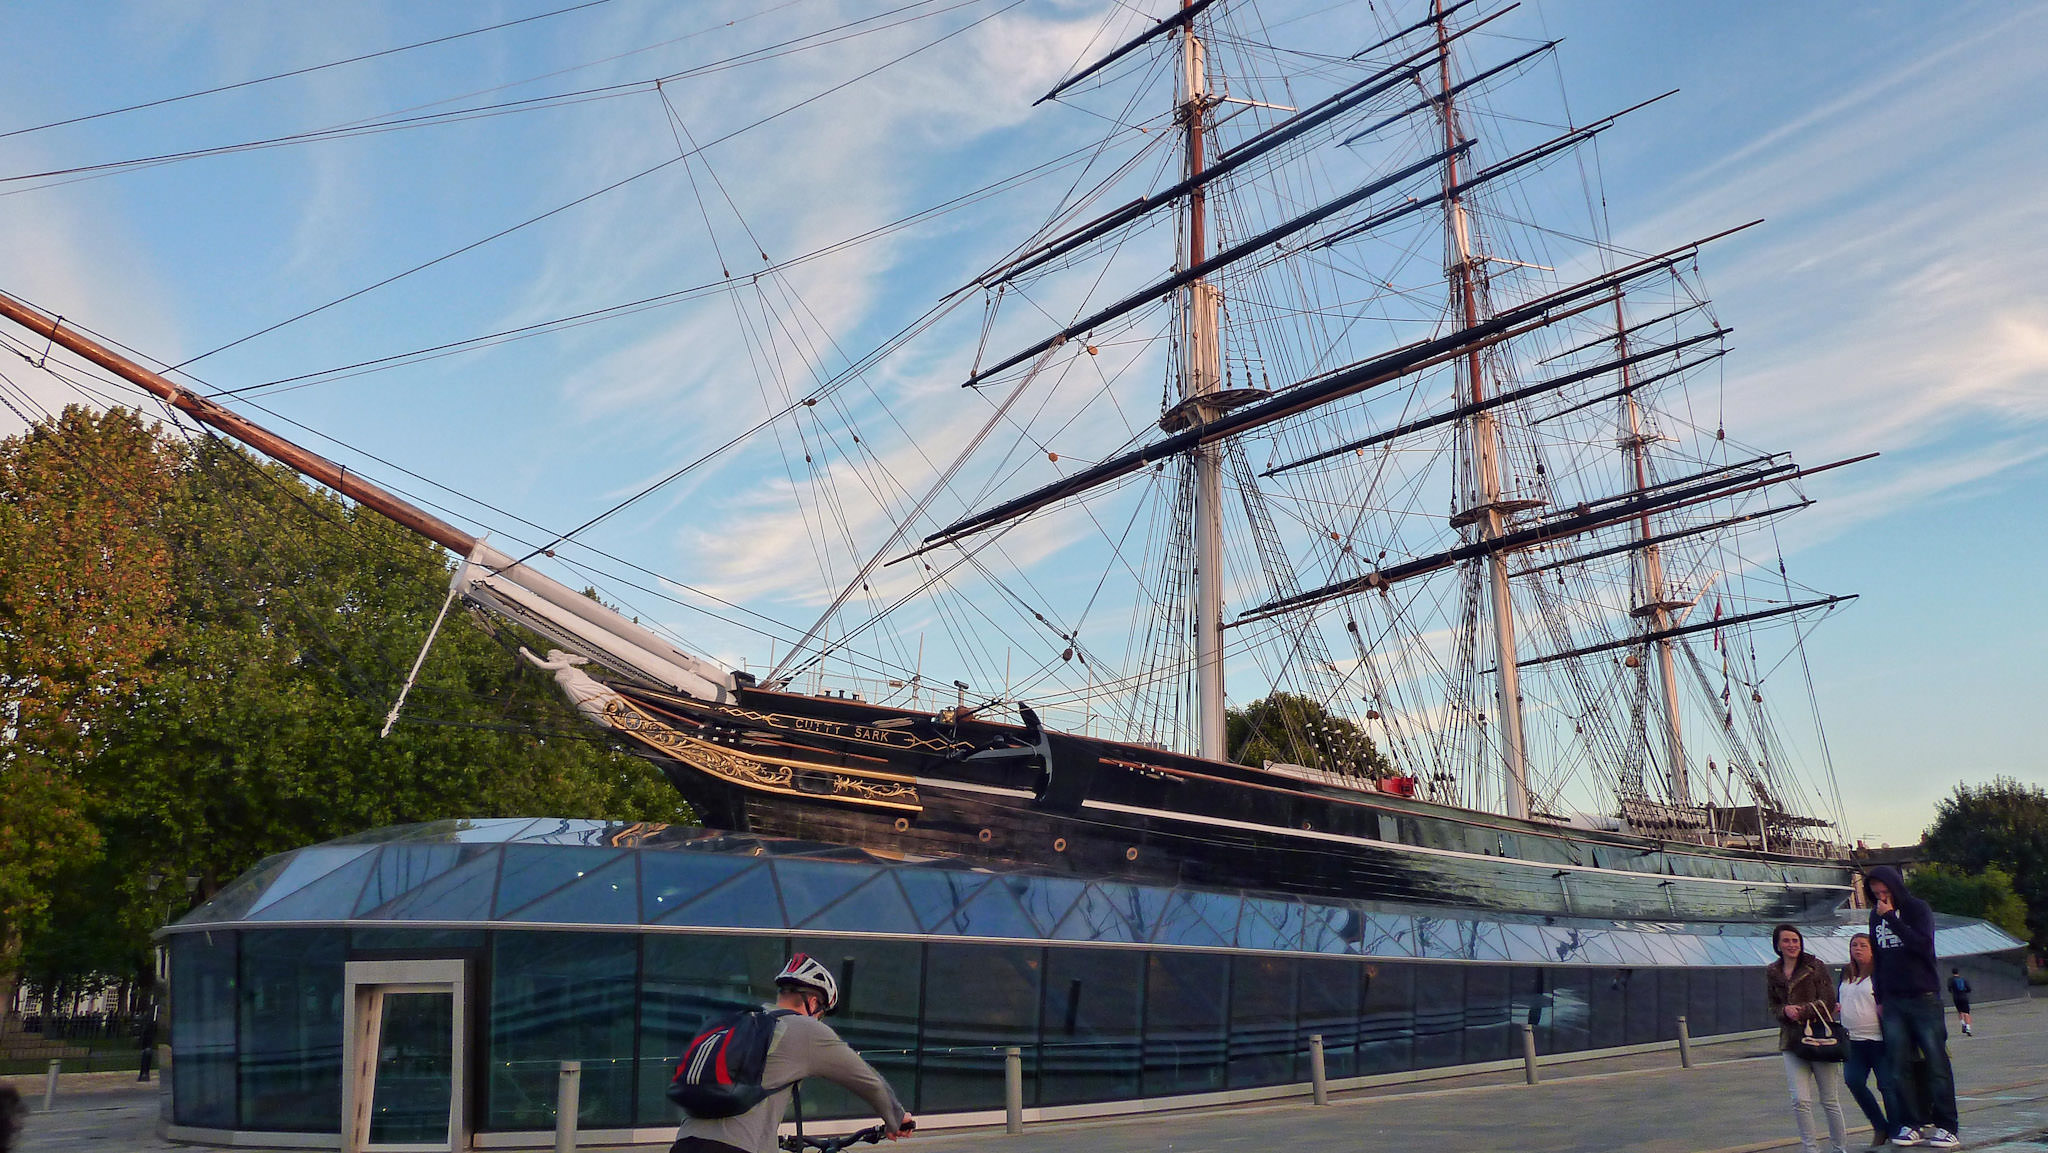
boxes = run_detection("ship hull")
[603,683,1850,924]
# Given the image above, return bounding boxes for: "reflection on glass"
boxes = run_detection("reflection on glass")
[920,945,1041,1111]
[1039,947,1142,1105]
[637,935,788,1126]
[368,992,452,1145]
[239,930,345,1132]
[172,931,238,1128]
[1142,953,1227,1096]
[488,933,638,1129]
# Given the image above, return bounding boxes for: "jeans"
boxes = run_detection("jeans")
[1881,992,1957,1133]
[1842,1038,1890,1136]
[1783,1051,1851,1153]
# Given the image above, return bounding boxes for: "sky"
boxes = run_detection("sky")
[0,0,2043,847]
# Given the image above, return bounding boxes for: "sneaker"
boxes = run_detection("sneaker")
[1892,1128,1925,1147]
[1924,1130,1959,1150]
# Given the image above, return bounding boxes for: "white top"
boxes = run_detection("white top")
[1839,974,1881,1041]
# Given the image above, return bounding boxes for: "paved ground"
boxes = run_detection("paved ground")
[6,999,2042,1152]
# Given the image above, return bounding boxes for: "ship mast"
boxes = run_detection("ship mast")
[1615,291,1690,803]
[1433,6,1530,817]
[1180,1,1227,760]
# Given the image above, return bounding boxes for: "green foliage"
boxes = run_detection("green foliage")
[1910,863,2030,941]
[1922,777,2048,952]
[1226,691,1390,777]
[1,406,694,998]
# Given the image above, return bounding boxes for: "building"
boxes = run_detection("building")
[160,819,2028,1150]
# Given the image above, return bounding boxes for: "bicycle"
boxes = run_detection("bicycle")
[778,1119,916,1153]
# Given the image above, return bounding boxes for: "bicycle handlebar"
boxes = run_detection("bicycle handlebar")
[777,1119,915,1153]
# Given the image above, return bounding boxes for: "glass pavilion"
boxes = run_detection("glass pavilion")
[160,819,2028,1149]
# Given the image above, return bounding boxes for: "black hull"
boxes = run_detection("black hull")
[602,684,1849,924]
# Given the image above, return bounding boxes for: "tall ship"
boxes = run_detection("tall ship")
[1,0,1865,927]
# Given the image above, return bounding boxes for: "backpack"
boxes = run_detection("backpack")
[667,1008,797,1119]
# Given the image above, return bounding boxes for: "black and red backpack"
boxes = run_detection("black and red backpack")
[667,1008,797,1119]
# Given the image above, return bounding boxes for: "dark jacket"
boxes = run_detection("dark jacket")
[1866,865,1939,999]
[1766,951,1839,1053]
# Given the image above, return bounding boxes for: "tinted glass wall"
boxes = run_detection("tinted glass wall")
[170,927,1823,1134]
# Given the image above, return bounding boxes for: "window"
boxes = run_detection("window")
[919,944,1041,1112]
[487,932,638,1130]
[636,935,788,1126]
[1039,947,1143,1105]
[239,929,345,1131]
[172,931,238,1128]
[1142,952,1228,1097]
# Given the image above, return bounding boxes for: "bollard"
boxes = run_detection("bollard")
[1521,1023,1539,1085]
[1676,1015,1693,1069]
[1004,1046,1023,1134]
[1308,1034,1329,1105]
[44,1058,61,1111]
[555,1060,582,1153]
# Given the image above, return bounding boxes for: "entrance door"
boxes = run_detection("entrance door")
[343,960,467,1153]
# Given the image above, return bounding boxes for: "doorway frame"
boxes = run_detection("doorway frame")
[342,959,468,1153]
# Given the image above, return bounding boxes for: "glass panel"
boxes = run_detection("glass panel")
[894,869,990,934]
[786,938,920,1121]
[368,992,452,1145]
[247,847,377,916]
[1238,898,1305,952]
[1296,958,1360,1078]
[1546,968,1592,1054]
[1683,967,1717,1039]
[948,881,1041,940]
[1506,966,1549,1056]
[919,944,1042,1113]
[639,851,758,922]
[503,855,638,924]
[637,935,789,1126]
[187,854,293,925]
[246,852,377,922]
[1357,962,1414,1075]
[371,853,501,922]
[1142,952,1227,1097]
[1302,904,1364,954]
[172,931,238,1127]
[1013,876,1086,937]
[1039,947,1143,1105]
[772,860,878,926]
[1721,967,1760,1036]
[1588,968,1627,1049]
[1623,969,1659,1046]
[488,932,638,1130]
[800,873,920,934]
[1051,884,1141,943]
[1226,955,1296,1089]
[356,846,469,915]
[657,862,786,929]
[1656,969,1689,1042]
[239,929,345,1131]
[493,846,618,917]
[1462,965,1511,1063]
[1411,964,1463,1069]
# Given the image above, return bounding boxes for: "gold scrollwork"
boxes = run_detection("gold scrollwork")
[603,699,920,812]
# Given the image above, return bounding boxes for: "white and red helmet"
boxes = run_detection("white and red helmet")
[775,953,840,1013]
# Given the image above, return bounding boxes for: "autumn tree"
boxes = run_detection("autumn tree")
[0,407,176,1016]
[1227,691,1391,778]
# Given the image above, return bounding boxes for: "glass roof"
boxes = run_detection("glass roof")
[172,819,2024,967]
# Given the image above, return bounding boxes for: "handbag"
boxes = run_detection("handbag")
[1795,1001,1848,1062]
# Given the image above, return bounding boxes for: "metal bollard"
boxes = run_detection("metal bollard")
[1004,1046,1023,1134]
[1308,1034,1329,1105]
[1521,1023,1539,1085]
[555,1060,582,1153]
[44,1059,61,1111]
[1676,1015,1693,1068]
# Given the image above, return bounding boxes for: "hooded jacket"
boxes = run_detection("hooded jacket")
[1865,865,1939,999]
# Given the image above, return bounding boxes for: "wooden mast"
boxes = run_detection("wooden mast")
[1434,3,1530,818]
[0,288,478,554]
[1181,0,1228,760]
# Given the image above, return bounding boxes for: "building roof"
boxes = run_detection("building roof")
[165,819,2024,968]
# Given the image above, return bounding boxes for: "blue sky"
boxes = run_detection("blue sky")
[1,1,2042,846]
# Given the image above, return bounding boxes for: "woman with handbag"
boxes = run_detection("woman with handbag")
[1768,923,1851,1153]
[1839,934,1892,1148]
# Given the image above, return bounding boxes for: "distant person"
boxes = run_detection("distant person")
[1838,933,1891,1148]
[0,1085,22,1153]
[1768,923,1850,1153]
[1947,969,1972,1036]
[669,954,911,1153]
[1866,866,1959,1150]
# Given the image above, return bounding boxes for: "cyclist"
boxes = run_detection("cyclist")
[670,954,913,1153]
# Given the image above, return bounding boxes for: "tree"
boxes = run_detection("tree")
[1922,777,2048,952]
[1226,691,1391,778]
[1910,863,2030,941]
[4,410,693,1006]
[0,407,176,1017]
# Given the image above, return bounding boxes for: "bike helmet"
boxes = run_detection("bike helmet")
[775,953,840,1014]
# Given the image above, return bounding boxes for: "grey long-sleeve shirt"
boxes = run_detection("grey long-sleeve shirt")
[675,1009,906,1153]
